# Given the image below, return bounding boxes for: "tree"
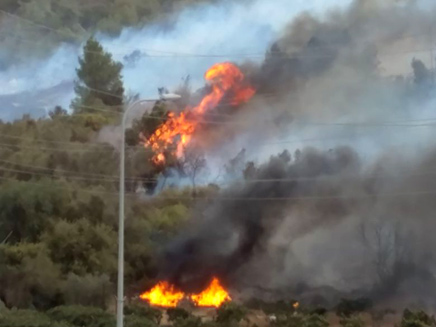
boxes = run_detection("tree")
[125,101,169,146]
[181,146,207,193]
[49,106,68,120]
[71,37,124,114]
[412,59,431,87]
[42,219,117,276]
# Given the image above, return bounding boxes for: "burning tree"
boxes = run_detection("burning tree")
[145,62,255,165]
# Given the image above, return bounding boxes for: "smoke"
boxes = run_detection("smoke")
[186,0,436,173]
[155,0,436,308]
[0,0,351,121]
[161,144,436,307]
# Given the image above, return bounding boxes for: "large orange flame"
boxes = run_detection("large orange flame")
[146,62,255,164]
[190,277,231,308]
[140,277,231,308]
[139,281,185,308]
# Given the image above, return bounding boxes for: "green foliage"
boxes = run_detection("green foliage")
[400,309,436,327]
[125,315,157,327]
[124,302,162,324]
[335,298,372,317]
[0,179,71,242]
[339,315,364,327]
[0,309,66,327]
[62,274,112,309]
[215,302,246,325]
[0,243,62,309]
[0,43,197,311]
[167,307,191,322]
[47,305,114,327]
[42,219,117,276]
[72,37,124,115]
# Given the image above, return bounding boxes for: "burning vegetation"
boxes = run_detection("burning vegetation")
[145,62,255,165]
[140,277,231,308]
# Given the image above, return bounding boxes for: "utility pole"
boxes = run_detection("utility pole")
[430,24,435,85]
[116,93,181,327]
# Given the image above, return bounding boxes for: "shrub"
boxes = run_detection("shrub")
[47,305,114,327]
[215,302,246,325]
[124,302,162,324]
[125,315,156,327]
[167,308,191,322]
[305,314,329,327]
[0,309,70,327]
[336,298,372,317]
[401,309,436,327]
[62,274,112,309]
[339,315,365,327]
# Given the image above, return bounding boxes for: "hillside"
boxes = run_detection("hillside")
[0,0,215,66]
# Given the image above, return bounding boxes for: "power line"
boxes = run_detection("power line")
[3,10,436,60]
[3,165,436,202]
[0,159,157,182]
[5,156,436,186]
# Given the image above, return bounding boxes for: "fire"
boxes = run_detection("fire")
[140,277,231,308]
[190,277,231,308]
[139,281,185,308]
[146,62,255,164]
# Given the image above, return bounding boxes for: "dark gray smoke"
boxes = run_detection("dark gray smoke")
[162,145,436,307]
[156,0,436,309]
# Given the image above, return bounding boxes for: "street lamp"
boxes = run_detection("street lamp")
[117,93,181,327]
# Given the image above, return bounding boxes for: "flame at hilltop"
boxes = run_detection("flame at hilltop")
[146,62,255,164]
[140,277,231,308]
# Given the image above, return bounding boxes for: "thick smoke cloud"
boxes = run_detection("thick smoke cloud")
[156,0,436,309]
[194,0,436,173]
[162,144,436,307]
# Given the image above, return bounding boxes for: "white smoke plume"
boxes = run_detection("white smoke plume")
[0,0,351,121]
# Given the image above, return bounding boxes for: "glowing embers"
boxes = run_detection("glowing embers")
[140,277,231,308]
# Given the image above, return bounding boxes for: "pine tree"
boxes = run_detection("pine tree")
[71,37,124,114]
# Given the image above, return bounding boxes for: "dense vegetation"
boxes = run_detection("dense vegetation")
[0,0,216,66]
[0,37,214,311]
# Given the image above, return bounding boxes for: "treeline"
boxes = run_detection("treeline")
[1,299,435,327]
